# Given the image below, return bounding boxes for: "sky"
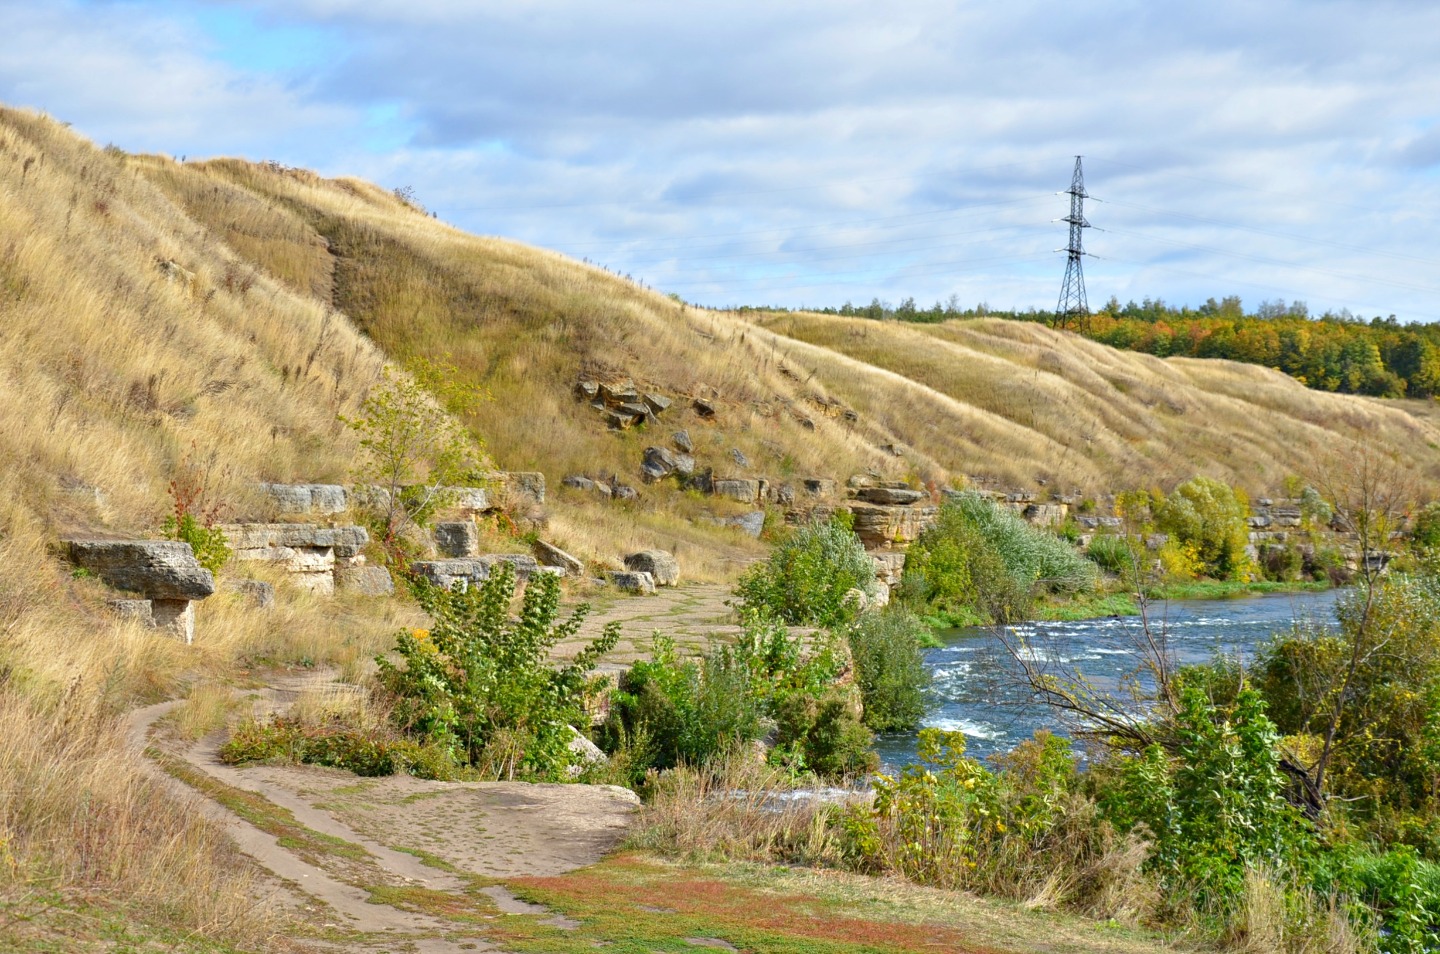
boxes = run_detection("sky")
[3,0,1439,319]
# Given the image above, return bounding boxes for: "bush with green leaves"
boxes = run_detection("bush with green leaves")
[219,717,465,780]
[1152,476,1251,580]
[601,612,874,779]
[847,608,930,732]
[1102,685,1309,911]
[376,561,618,780]
[1413,500,1440,552]
[900,493,1097,623]
[734,517,875,627]
[1084,533,1141,578]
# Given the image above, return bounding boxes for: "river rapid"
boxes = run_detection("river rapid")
[873,588,1345,769]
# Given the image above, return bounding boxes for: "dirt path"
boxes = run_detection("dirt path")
[560,581,742,668]
[128,675,639,952]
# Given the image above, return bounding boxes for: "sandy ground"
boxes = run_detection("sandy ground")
[129,668,641,953]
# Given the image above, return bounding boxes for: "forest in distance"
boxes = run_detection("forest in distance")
[742,294,1440,399]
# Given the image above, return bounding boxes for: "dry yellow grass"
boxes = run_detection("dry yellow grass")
[1,103,1438,949]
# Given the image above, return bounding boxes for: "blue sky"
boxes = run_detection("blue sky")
[3,0,1439,319]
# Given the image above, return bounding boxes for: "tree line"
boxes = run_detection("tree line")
[786,295,1440,399]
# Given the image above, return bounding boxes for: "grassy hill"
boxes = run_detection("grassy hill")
[131,149,1440,516]
[2,103,1440,949]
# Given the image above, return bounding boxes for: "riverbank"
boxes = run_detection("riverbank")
[920,577,1336,628]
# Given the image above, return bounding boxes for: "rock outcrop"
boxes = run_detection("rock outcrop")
[68,540,214,643]
[222,523,370,595]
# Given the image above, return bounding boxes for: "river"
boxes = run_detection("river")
[872,588,1345,769]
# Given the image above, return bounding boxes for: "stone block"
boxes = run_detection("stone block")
[847,503,938,549]
[802,478,837,497]
[336,565,395,597]
[869,551,907,587]
[562,475,596,492]
[1023,503,1068,527]
[713,478,762,504]
[672,430,693,453]
[857,487,925,506]
[411,559,490,590]
[68,540,214,600]
[709,511,765,538]
[533,540,585,575]
[608,570,656,594]
[642,393,671,414]
[482,553,543,581]
[151,598,196,644]
[624,550,680,587]
[108,599,153,624]
[434,520,480,558]
[223,579,275,609]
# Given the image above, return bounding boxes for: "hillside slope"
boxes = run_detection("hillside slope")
[131,153,1440,506]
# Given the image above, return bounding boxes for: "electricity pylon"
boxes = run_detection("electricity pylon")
[1055,156,1090,331]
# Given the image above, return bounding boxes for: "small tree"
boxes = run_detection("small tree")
[1153,476,1250,580]
[735,517,876,627]
[344,361,485,561]
[375,562,618,780]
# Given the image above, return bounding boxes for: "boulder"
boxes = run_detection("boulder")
[496,472,546,506]
[642,393,672,415]
[672,430,694,453]
[336,565,395,597]
[574,381,600,402]
[434,520,480,558]
[598,381,639,406]
[713,478,762,504]
[604,410,637,430]
[857,487,925,506]
[566,726,608,778]
[611,482,640,501]
[692,398,716,418]
[534,540,585,575]
[562,474,596,492]
[624,550,680,587]
[68,540,215,600]
[730,448,750,469]
[641,446,679,483]
[608,570,656,594]
[710,511,765,538]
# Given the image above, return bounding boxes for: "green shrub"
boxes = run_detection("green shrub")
[1413,501,1440,551]
[219,718,468,780]
[735,517,875,627]
[163,512,231,575]
[1084,533,1141,577]
[1101,686,1309,910]
[601,613,867,779]
[900,493,1097,623]
[1153,476,1250,580]
[376,561,619,780]
[847,609,930,732]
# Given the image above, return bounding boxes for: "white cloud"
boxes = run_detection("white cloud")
[3,0,1439,316]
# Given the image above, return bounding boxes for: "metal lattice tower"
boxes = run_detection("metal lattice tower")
[1055,156,1090,330]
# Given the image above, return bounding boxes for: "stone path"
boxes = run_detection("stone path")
[560,582,743,670]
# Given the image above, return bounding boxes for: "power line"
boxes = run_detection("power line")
[1054,156,1090,330]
